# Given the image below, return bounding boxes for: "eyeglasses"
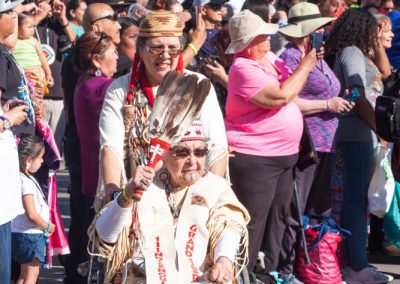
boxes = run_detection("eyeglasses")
[91,32,111,53]
[171,147,208,158]
[90,11,119,25]
[206,3,224,11]
[146,45,182,57]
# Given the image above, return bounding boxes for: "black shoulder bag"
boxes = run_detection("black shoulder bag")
[375,69,400,142]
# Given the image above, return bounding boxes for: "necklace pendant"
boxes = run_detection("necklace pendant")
[170,205,180,218]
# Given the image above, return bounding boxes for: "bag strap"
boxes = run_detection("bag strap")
[303,215,352,250]
[307,215,351,236]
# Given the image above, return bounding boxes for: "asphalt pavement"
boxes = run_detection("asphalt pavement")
[37,168,400,284]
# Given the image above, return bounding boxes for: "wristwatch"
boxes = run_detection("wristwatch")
[0,115,12,132]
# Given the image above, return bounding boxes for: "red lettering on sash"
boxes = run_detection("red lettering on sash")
[154,236,167,283]
[185,225,200,280]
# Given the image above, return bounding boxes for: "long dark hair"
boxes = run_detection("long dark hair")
[212,26,234,69]
[66,0,85,20]
[118,16,140,37]
[241,0,270,23]
[18,134,44,172]
[324,8,378,67]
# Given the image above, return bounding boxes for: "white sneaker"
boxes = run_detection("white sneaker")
[343,267,394,284]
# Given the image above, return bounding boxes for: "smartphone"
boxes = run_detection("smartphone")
[310,32,324,52]
[345,88,361,102]
[195,5,198,26]
[201,55,219,67]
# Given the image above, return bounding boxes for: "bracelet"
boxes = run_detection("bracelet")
[43,223,50,234]
[121,188,133,204]
[60,21,69,28]
[2,114,13,127]
[187,43,198,56]
[326,99,331,111]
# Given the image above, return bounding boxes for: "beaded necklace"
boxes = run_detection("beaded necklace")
[122,54,184,177]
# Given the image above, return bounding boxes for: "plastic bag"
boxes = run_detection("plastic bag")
[296,216,351,284]
[384,181,400,248]
[368,144,395,218]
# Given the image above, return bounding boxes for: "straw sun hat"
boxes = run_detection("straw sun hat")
[225,10,278,54]
[279,2,335,38]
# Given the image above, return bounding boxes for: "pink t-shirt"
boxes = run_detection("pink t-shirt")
[225,52,303,156]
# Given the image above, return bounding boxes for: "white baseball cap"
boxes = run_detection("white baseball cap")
[193,0,228,7]
[0,0,23,13]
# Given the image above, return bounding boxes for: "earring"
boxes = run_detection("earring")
[95,69,102,77]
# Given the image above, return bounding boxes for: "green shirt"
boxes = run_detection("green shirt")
[13,38,41,69]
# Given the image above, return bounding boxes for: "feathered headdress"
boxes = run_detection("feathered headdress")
[146,71,211,168]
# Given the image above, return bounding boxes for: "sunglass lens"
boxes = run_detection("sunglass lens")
[209,4,223,10]
[175,149,191,158]
[193,149,208,157]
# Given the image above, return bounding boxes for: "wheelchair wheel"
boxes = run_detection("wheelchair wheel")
[87,257,105,284]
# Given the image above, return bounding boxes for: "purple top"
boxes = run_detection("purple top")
[280,44,341,152]
[74,75,113,196]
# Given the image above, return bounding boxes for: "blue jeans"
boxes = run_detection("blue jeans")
[337,141,374,269]
[0,221,11,282]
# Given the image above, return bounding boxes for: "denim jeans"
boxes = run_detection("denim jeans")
[337,141,374,269]
[0,221,11,282]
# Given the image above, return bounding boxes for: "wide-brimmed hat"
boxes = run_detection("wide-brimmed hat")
[139,10,183,37]
[0,0,23,13]
[279,2,334,38]
[225,10,278,54]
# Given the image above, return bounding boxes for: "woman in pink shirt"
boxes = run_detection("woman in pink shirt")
[225,10,319,279]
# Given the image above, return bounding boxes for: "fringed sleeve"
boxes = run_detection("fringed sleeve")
[87,201,137,284]
[206,186,251,282]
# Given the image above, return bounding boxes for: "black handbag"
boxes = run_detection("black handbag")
[296,122,319,171]
[375,70,400,142]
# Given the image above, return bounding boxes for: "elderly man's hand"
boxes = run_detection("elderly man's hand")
[208,256,234,283]
[126,164,161,201]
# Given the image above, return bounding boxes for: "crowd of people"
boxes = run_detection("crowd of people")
[0,0,400,283]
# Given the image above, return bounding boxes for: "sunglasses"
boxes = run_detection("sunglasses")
[206,3,224,11]
[171,147,208,158]
[90,11,119,25]
[91,32,111,53]
[146,45,182,57]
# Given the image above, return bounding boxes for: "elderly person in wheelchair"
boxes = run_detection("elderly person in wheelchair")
[89,121,250,284]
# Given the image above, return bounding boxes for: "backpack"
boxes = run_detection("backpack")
[375,70,400,142]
